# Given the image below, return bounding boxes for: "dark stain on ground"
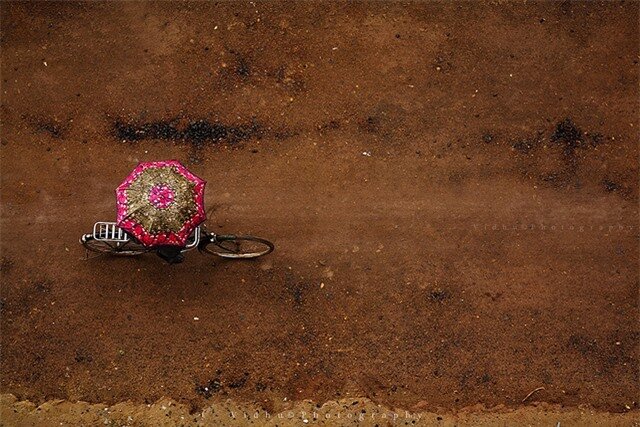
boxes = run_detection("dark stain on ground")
[511,118,619,192]
[317,120,341,134]
[36,121,65,138]
[512,131,544,154]
[512,119,598,158]
[234,55,251,78]
[74,349,93,363]
[113,118,263,149]
[218,48,253,80]
[283,271,307,308]
[602,179,620,192]
[33,280,51,293]
[459,370,474,388]
[26,116,67,139]
[292,285,304,307]
[549,118,607,160]
[566,333,637,380]
[512,139,536,154]
[429,288,450,303]
[228,373,249,389]
[568,334,597,356]
[480,373,493,384]
[0,256,13,274]
[195,378,222,399]
[272,127,299,141]
[551,118,584,159]
[358,103,408,146]
[361,116,381,134]
[484,292,503,302]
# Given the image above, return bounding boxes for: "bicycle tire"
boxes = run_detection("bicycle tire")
[198,234,274,259]
[80,234,149,256]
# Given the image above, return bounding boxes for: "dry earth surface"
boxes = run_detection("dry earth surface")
[1,1,638,425]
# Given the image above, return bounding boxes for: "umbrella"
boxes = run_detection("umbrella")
[116,160,206,247]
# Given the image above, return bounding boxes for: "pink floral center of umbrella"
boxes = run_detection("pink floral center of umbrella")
[148,184,175,209]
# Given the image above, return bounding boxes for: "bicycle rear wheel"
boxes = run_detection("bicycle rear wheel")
[80,234,149,256]
[198,234,274,259]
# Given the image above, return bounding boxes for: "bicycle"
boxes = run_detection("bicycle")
[80,221,274,259]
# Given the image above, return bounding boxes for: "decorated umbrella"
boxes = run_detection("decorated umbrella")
[116,160,206,247]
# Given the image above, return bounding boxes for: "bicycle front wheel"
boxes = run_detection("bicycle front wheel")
[199,234,274,259]
[80,234,149,256]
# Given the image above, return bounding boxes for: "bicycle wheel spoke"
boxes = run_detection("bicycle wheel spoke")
[216,241,239,253]
[82,236,147,256]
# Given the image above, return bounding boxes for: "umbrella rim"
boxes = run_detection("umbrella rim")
[115,160,206,192]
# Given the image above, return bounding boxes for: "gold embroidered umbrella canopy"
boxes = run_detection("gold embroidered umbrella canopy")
[116,160,206,247]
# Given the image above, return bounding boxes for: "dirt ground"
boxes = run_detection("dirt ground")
[2,394,639,427]
[1,0,638,424]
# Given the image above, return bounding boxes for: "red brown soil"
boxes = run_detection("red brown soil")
[1,0,638,416]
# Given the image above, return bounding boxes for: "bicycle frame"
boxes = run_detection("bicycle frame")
[82,221,273,259]
[92,221,201,252]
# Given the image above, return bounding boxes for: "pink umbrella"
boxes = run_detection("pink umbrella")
[116,160,206,247]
